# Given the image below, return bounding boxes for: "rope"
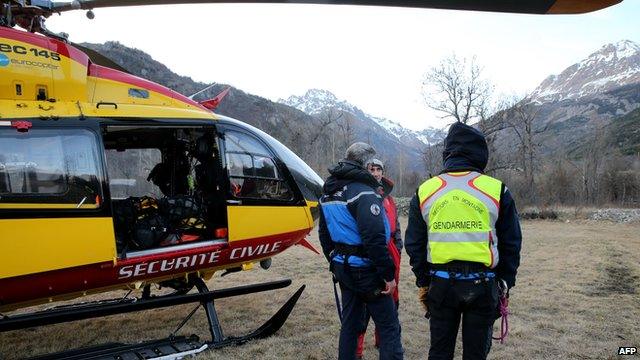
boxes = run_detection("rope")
[492,280,509,343]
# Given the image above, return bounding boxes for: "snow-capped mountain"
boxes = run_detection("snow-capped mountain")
[531,40,640,103]
[492,39,640,157]
[415,127,447,146]
[280,89,445,146]
[280,89,359,115]
[369,116,445,146]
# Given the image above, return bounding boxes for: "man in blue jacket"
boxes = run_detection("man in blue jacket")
[405,122,522,360]
[319,142,403,360]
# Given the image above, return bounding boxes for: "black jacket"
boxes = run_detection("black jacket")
[405,122,522,288]
[318,160,396,282]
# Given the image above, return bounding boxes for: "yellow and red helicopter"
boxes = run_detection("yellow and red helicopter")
[0,0,621,358]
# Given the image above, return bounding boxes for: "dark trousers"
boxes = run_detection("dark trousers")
[333,263,403,360]
[358,300,401,349]
[427,276,498,360]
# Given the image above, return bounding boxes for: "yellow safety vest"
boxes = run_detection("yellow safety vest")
[417,171,502,268]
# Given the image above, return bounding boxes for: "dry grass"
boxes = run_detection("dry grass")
[1,218,639,359]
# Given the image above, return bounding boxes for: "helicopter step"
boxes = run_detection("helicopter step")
[1,278,306,359]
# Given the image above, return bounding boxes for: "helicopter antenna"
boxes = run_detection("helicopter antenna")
[188,83,217,100]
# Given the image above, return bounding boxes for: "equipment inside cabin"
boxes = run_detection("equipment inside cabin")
[104,126,226,254]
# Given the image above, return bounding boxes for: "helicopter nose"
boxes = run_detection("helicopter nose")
[298,176,323,222]
[280,163,322,222]
[297,173,323,203]
[291,169,323,221]
[309,201,321,222]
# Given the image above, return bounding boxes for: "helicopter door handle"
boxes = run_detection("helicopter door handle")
[227,199,242,205]
[96,102,118,109]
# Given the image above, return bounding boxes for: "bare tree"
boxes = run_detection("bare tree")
[565,158,588,206]
[500,96,547,205]
[305,109,343,158]
[477,97,517,174]
[422,54,493,124]
[422,143,443,178]
[336,113,356,151]
[396,152,406,194]
[582,123,609,204]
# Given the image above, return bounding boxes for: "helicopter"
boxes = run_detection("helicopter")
[0,1,327,357]
[0,0,621,359]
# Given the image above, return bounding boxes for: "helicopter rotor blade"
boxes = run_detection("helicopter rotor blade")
[49,0,622,15]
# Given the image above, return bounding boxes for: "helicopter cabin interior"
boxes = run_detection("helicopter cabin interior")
[103,125,228,257]
[0,120,297,264]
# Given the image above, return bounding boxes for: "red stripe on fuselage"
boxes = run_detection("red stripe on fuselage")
[0,228,311,309]
[88,64,208,110]
[48,37,89,67]
[0,27,89,67]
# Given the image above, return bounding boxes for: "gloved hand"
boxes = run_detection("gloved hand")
[497,278,510,298]
[418,286,430,318]
[495,278,510,319]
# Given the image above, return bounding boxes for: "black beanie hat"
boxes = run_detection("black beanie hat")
[442,122,489,171]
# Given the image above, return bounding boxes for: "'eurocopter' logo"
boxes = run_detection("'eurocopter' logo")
[0,54,9,67]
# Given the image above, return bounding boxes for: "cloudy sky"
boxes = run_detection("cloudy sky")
[47,1,640,130]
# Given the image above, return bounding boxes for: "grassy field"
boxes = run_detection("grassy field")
[1,218,639,359]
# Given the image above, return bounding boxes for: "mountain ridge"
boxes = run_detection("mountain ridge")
[531,39,640,103]
[280,89,446,146]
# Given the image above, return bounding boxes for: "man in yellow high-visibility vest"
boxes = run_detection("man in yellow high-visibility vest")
[405,122,522,360]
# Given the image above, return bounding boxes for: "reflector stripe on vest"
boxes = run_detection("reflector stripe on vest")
[468,177,500,209]
[429,231,495,242]
[419,176,447,209]
[417,171,502,268]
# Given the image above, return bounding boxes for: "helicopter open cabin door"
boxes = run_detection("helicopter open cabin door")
[219,124,313,263]
[102,122,229,258]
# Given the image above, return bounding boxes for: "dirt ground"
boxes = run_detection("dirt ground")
[1,218,639,359]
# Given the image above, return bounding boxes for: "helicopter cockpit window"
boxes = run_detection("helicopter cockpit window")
[0,128,103,209]
[225,131,270,155]
[227,153,253,178]
[224,131,292,201]
[254,156,279,178]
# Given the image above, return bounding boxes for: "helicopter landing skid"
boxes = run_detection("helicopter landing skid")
[192,277,306,349]
[2,279,305,359]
